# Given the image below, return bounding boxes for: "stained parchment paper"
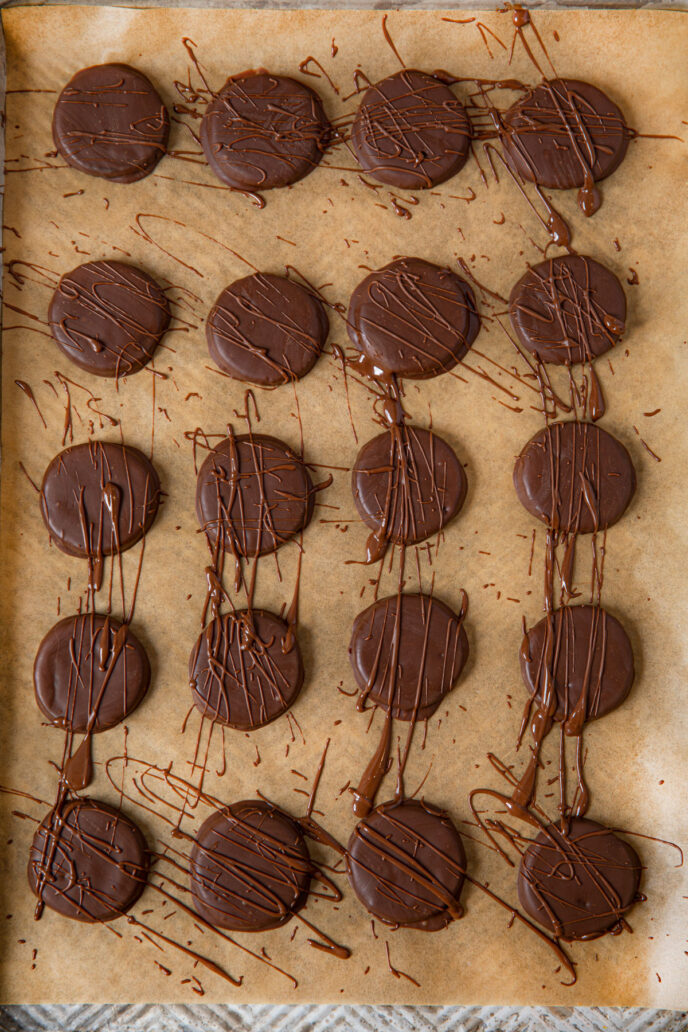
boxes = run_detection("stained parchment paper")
[0,5,686,1007]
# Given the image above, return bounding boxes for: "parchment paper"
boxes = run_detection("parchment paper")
[0,5,687,1008]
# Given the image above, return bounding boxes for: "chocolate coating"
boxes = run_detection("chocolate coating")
[509,255,626,366]
[196,433,314,557]
[200,72,330,191]
[513,421,636,533]
[49,261,171,378]
[349,593,468,720]
[352,425,466,547]
[189,610,303,729]
[34,613,150,733]
[28,799,149,922]
[52,63,169,183]
[521,605,634,724]
[347,798,466,930]
[206,273,328,386]
[190,800,311,931]
[40,441,162,559]
[347,258,480,380]
[518,817,642,940]
[501,78,628,191]
[351,69,471,189]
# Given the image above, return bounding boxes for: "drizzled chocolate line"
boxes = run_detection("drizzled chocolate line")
[49,260,171,379]
[52,64,170,183]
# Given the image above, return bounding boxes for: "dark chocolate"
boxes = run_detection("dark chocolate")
[347,258,480,380]
[52,63,169,183]
[190,800,311,931]
[513,421,636,533]
[520,604,634,727]
[49,260,171,379]
[200,72,331,191]
[349,593,468,720]
[347,798,466,930]
[351,69,471,189]
[195,432,314,557]
[34,613,150,733]
[352,425,466,548]
[206,273,328,386]
[501,79,628,201]
[509,255,626,366]
[40,441,161,560]
[189,609,303,729]
[518,817,642,940]
[28,799,149,922]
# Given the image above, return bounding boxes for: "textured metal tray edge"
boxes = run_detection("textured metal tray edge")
[0,2,686,1030]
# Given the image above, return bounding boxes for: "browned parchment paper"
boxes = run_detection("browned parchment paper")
[1,5,687,1007]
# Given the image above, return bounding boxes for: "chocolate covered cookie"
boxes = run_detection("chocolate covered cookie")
[53,64,169,183]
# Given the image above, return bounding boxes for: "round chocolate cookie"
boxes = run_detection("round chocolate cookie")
[200,72,331,191]
[347,258,480,380]
[352,425,467,547]
[351,69,471,189]
[206,273,329,386]
[49,261,171,378]
[196,433,315,556]
[189,609,303,728]
[34,613,150,733]
[190,800,311,931]
[28,799,149,922]
[40,441,162,559]
[520,605,634,725]
[518,817,642,940]
[513,421,636,533]
[509,255,626,366]
[500,78,628,192]
[349,593,468,720]
[347,798,466,930]
[52,63,169,183]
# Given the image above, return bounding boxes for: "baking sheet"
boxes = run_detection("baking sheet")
[0,5,687,1007]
